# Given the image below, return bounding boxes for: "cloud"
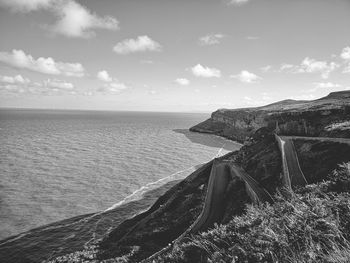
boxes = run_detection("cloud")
[106,82,128,92]
[198,34,225,46]
[260,65,272,72]
[279,63,294,71]
[228,0,249,6]
[175,78,190,85]
[313,82,341,89]
[0,75,77,95]
[0,0,119,38]
[231,70,261,83]
[96,70,128,93]
[299,57,339,79]
[0,0,53,12]
[113,36,162,54]
[0,74,30,84]
[340,46,350,60]
[45,79,74,89]
[50,1,119,38]
[0,49,85,77]
[97,70,112,82]
[191,64,221,78]
[279,57,339,79]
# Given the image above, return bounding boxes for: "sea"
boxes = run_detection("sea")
[0,109,241,248]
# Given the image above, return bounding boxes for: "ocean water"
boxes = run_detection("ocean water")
[0,109,241,241]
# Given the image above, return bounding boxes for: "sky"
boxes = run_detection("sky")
[0,0,350,112]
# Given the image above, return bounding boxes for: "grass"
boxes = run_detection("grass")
[46,163,350,263]
[155,163,350,263]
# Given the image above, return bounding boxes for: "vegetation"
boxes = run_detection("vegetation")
[155,163,350,263]
[47,163,350,263]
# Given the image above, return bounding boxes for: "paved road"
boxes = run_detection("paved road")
[283,135,350,145]
[230,164,273,204]
[275,135,308,189]
[190,160,232,233]
[141,160,272,263]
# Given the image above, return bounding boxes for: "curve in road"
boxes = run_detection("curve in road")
[141,160,272,263]
[275,134,308,189]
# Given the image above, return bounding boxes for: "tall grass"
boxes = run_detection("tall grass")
[156,163,350,263]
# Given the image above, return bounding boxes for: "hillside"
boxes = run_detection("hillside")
[190,91,350,142]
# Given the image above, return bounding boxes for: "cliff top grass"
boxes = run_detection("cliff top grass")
[217,90,350,113]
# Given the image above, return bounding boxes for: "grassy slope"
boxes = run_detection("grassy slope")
[155,163,350,263]
[48,163,350,263]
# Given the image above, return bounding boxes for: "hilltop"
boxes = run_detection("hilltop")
[190,91,350,142]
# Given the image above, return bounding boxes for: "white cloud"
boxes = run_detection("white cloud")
[313,82,341,89]
[50,1,119,38]
[340,46,350,60]
[279,58,339,79]
[0,74,30,84]
[231,70,261,83]
[260,65,272,72]
[0,49,85,77]
[198,34,225,46]
[0,75,78,95]
[96,70,128,93]
[0,0,119,38]
[175,78,190,86]
[113,36,162,54]
[228,0,249,6]
[299,57,339,79]
[97,70,112,82]
[0,0,53,12]
[279,63,294,71]
[107,82,128,92]
[191,64,221,78]
[45,79,74,89]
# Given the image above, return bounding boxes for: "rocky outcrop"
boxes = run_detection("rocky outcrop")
[190,91,350,142]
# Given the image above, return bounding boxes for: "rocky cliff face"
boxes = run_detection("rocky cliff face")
[190,91,350,142]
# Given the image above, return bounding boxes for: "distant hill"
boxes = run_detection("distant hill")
[190,90,350,142]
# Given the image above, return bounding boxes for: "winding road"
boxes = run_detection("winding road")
[189,160,272,234]
[275,135,308,189]
[141,160,272,263]
[142,135,349,262]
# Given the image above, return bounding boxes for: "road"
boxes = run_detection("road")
[282,135,350,145]
[230,164,273,204]
[275,135,308,189]
[189,160,232,233]
[141,160,272,262]
[142,134,349,262]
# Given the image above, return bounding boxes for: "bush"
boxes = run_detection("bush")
[156,163,350,263]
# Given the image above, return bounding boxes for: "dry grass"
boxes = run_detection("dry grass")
[155,163,350,263]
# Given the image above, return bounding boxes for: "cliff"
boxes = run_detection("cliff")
[190,91,350,142]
